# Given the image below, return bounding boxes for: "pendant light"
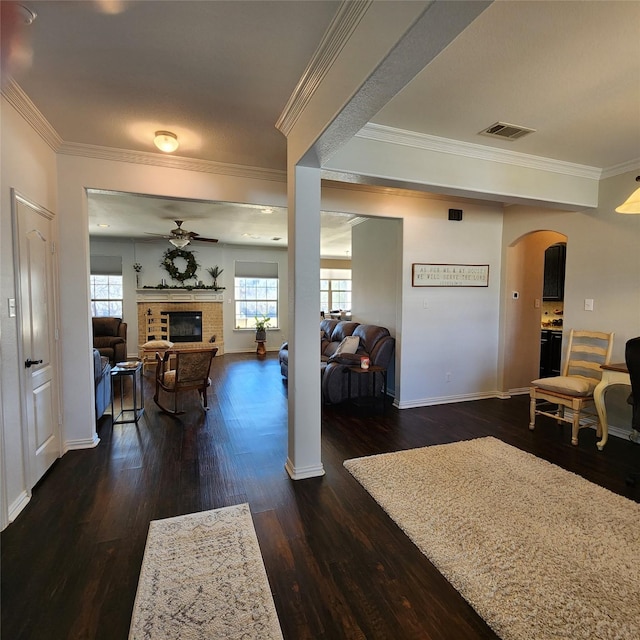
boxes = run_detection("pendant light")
[615,176,640,214]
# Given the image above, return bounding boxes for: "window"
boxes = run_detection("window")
[90,275,123,317]
[234,260,279,329]
[320,271,351,314]
[234,278,278,328]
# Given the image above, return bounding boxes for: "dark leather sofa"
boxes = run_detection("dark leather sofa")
[93,348,111,420]
[92,317,127,365]
[279,319,395,404]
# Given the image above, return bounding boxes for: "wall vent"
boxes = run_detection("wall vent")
[479,121,536,141]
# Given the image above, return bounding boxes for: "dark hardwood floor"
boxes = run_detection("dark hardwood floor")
[2,353,638,639]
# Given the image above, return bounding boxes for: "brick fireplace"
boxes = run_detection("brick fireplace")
[136,290,224,355]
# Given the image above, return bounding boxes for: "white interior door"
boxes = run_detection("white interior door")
[13,191,61,488]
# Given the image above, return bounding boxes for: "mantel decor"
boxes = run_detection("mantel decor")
[206,265,224,289]
[133,262,142,288]
[412,263,489,287]
[161,247,199,284]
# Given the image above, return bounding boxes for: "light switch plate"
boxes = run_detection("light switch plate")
[584,298,594,311]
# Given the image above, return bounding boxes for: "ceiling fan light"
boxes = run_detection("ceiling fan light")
[615,178,640,214]
[154,130,179,153]
[169,237,190,248]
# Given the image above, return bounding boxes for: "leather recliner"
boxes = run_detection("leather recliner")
[92,316,127,365]
[279,319,395,404]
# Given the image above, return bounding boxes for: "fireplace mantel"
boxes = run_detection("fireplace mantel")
[136,289,224,303]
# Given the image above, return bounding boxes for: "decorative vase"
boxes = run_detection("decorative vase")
[256,329,267,342]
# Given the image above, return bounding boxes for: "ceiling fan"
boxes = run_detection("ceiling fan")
[145,220,218,248]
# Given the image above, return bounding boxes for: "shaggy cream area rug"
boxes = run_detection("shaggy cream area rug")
[129,503,283,640]
[344,437,640,640]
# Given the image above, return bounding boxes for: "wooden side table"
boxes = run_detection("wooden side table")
[593,363,631,450]
[347,365,388,412]
[256,340,266,357]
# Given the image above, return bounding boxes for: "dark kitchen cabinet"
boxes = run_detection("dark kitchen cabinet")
[540,330,563,377]
[543,243,566,301]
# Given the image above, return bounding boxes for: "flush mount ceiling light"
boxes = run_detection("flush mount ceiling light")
[153,130,179,153]
[615,176,640,214]
[168,237,190,249]
[17,3,37,25]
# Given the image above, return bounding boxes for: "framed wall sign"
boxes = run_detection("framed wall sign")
[412,263,489,287]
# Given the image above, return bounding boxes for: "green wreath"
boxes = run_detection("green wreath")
[161,248,199,283]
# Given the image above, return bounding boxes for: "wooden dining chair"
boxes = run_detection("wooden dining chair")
[529,329,614,446]
[153,347,218,415]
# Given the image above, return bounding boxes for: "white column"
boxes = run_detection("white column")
[285,163,324,480]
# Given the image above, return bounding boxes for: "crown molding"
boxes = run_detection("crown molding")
[1,80,62,151]
[600,159,640,180]
[357,122,603,180]
[57,142,286,182]
[275,0,372,136]
[3,81,285,183]
[6,79,634,186]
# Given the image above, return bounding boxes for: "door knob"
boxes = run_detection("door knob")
[25,358,43,368]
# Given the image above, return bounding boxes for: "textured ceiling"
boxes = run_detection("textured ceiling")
[5,0,640,256]
[373,0,640,169]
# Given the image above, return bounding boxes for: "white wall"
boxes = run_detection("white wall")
[352,217,402,331]
[1,96,59,525]
[502,170,640,431]
[352,217,402,395]
[503,172,640,363]
[398,201,504,407]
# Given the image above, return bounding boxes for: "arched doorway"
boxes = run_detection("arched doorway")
[502,230,567,394]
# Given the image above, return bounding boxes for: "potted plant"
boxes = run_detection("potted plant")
[206,265,224,290]
[254,316,271,342]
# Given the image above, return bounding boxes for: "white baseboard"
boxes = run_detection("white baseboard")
[284,458,325,480]
[63,434,100,452]
[396,391,497,410]
[507,387,531,396]
[8,490,30,523]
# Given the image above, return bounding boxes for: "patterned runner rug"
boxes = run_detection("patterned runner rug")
[129,503,283,639]
[344,437,640,640]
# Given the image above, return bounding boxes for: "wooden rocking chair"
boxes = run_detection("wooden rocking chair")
[154,347,218,415]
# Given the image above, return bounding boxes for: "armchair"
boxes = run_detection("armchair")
[92,317,127,365]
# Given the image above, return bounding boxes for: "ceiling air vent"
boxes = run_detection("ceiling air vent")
[479,121,536,141]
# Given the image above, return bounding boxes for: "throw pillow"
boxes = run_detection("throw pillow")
[143,339,174,349]
[334,335,359,356]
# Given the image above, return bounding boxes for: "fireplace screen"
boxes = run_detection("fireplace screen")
[163,311,203,343]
